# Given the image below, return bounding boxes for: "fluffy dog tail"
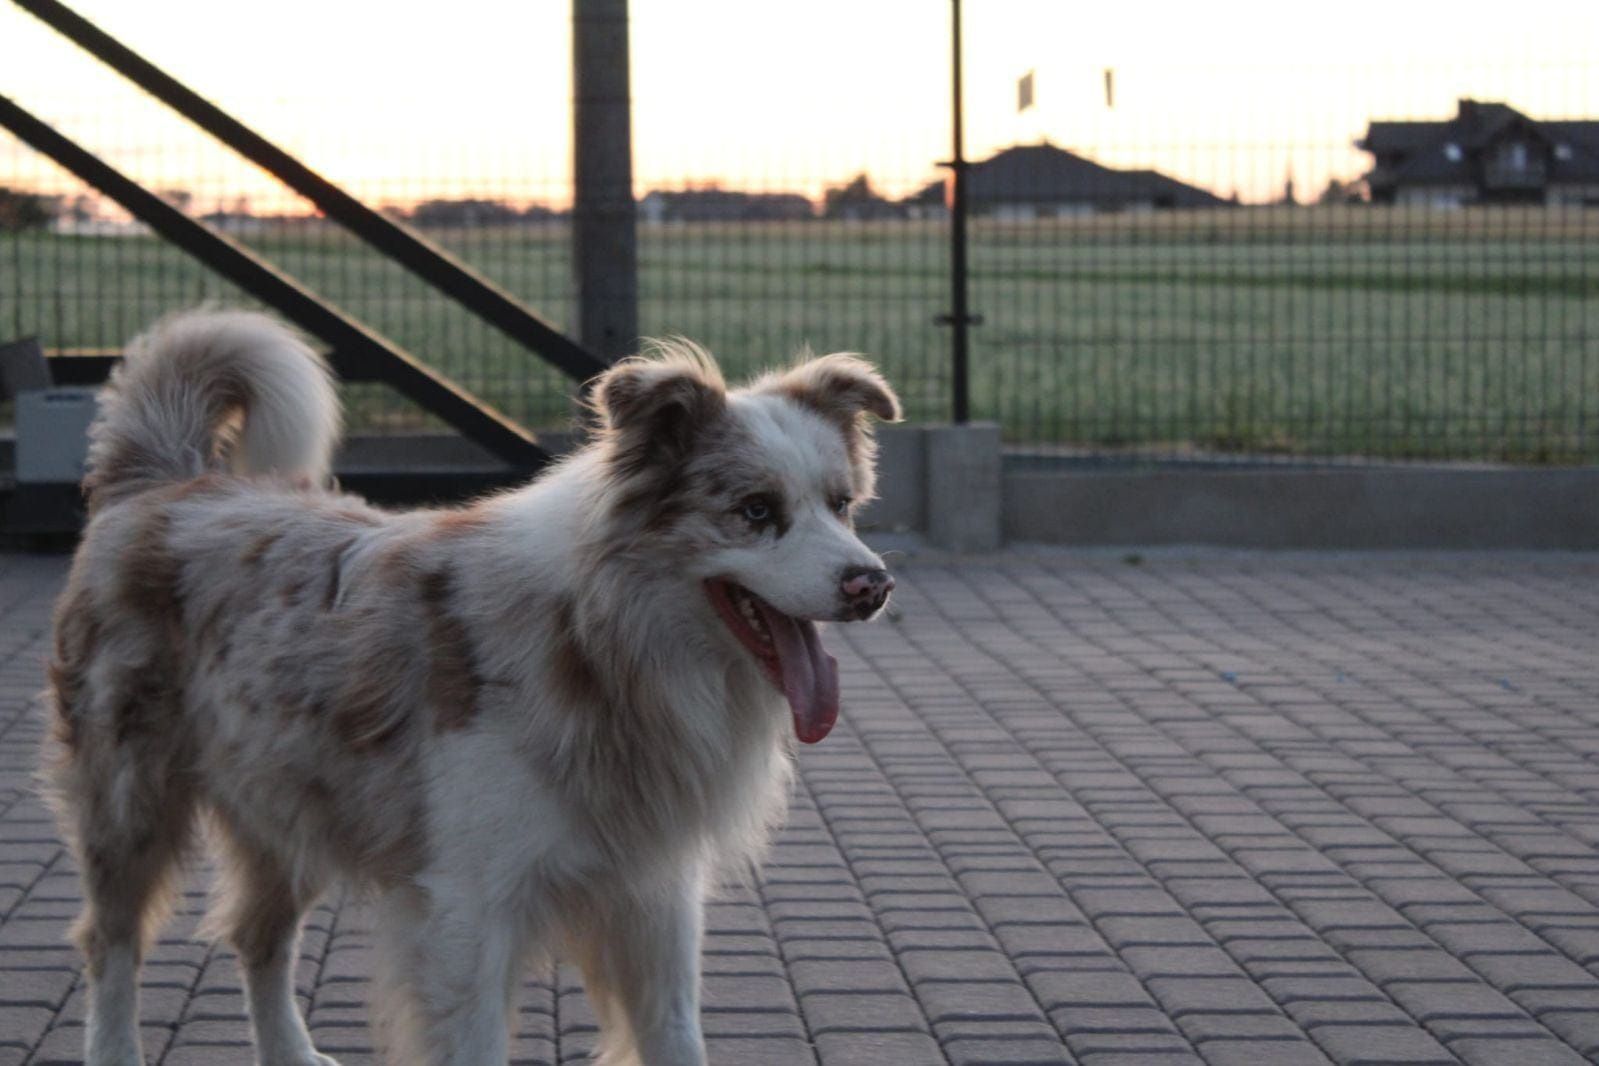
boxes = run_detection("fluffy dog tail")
[83,309,341,511]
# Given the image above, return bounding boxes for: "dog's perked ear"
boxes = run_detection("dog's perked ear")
[590,343,728,473]
[761,352,900,502]
[772,353,902,430]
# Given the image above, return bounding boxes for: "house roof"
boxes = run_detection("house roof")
[964,143,1225,207]
[1360,99,1599,185]
[1120,168,1230,207]
[1361,100,1538,154]
[643,189,811,207]
[1360,121,1446,155]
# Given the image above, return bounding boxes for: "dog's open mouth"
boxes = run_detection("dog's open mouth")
[705,579,840,744]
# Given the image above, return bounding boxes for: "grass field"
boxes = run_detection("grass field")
[4,205,1596,461]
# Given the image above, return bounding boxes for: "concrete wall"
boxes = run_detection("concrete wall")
[857,427,925,533]
[9,422,1595,549]
[1004,465,1599,550]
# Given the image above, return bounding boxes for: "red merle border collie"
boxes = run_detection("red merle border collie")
[43,310,898,1066]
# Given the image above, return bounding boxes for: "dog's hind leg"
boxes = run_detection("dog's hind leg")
[566,950,633,1066]
[207,821,339,1066]
[45,726,196,1066]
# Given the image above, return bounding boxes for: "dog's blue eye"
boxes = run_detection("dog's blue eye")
[742,500,771,523]
[833,495,853,516]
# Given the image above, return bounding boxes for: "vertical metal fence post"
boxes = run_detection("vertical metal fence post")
[937,0,975,424]
[573,0,639,363]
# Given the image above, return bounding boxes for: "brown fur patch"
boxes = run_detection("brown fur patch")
[82,445,151,514]
[241,531,282,567]
[770,354,900,488]
[776,354,900,426]
[120,509,183,626]
[84,341,250,512]
[47,586,101,751]
[73,812,191,974]
[323,537,356,611]
[428,505,493,540]
[594,354,729,533]
[612,413,760,538]
[49,503,201,969]
[167,474,227,501]
[209,827,305,967]
[550,597,605,709]
[112,509,187,743]
[333,668,407,752]
[330,546,422,749]
[332,506,382,526]
[421,568,483,732]
[197,593,239,664]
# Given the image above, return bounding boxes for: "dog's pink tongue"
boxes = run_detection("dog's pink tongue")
[759,605,840,743]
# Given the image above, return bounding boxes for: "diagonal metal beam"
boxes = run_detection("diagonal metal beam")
[0,94,546,470]
[13,0,610,384]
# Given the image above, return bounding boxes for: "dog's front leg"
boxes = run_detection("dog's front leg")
[578,864,708,1066]
[375,882,521,1066]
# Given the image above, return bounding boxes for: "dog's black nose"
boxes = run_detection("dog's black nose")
[840,566,894,618]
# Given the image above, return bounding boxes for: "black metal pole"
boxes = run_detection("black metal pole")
[572,0,640,362]
[948,0,971,424]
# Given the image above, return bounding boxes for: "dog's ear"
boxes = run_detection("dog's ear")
[766,353,900,502]
[590,343,727,468]
[772,353,902,429]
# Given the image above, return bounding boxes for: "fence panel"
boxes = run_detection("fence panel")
[2,8,1594,463]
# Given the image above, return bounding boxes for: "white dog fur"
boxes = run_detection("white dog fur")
[42,310,900,1066]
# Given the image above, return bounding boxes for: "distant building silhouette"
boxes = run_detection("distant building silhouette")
[198,210,271,236]
[411,199,527,227]
[1359,99,1599,207]
[822,174,906,221]
[639,187,814,223]
[908,142,1226,218]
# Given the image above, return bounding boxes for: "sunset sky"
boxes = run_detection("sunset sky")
[4,0,1598,210]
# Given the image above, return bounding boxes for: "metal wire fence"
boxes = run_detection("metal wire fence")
[2,6,1596,464]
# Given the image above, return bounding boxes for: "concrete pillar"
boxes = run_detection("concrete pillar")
[926,422,1002,552]
[572,0,638,360]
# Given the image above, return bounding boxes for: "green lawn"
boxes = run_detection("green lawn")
[4,206,1596,461]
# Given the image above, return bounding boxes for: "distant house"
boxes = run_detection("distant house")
[907,143,1226,218]
[822,174,906,221]
[410,199,524,227]
[199,210,271,236]
[639,188,814,223]
[1358,99,1599,207]
[901,180,946,219]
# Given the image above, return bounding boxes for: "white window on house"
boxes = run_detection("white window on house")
[1444,143,1464,162]
[1556,143,1574,161]
[1510,142,1528,170]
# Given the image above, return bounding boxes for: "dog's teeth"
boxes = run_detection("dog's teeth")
[729,586,775,646]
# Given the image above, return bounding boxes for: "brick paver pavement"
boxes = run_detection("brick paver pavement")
[2,547,1598,1065]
